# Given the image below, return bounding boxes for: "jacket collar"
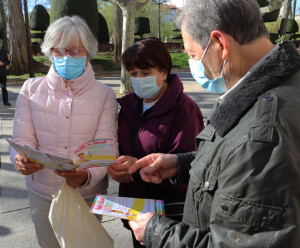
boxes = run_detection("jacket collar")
[210,41,300,137]
[46,62,95,96]
[117,74,184,120]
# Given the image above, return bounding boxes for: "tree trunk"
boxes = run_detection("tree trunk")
[114,3,122,63]
[111,0,150,94]
[260,0,283,15]
[292,0,296,19]
[281,0,292,35]
[6,0,29,74]
[119,5,135,94]
[23,0,34,78]
[0,0,8,51]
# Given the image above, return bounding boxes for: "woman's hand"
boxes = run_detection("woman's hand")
[107,155,136,183]
[15,153,44,175]
[54,170,88,188]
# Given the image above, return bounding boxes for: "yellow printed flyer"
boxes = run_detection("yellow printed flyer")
[90,195,165,221]
[6,138,117,171]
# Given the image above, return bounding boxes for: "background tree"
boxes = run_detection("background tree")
[113,3,122,63]
[24,0,34,78]
[138,1,171,40]
[30,4,50,34]
[98,1,122,62]
[280,0,292,35]
[0,0,8,51]
[292,0,297,19]
[98,1,115,37]
[134,17,150,40]
[6,0,29,74]
[109,0,150,94]
[30,3,50,54]
[98,12,109,44]
[51,0,99,40]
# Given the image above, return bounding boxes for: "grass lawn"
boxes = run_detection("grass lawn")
[7,52,189,81]
[171,53,189,68]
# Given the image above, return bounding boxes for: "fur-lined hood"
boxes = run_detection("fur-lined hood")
[209,41,300,137]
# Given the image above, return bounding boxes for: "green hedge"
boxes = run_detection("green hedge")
[30,5,50,31]
[50,0,99,39]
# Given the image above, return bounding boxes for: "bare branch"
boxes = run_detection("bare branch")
[260,0,283,15]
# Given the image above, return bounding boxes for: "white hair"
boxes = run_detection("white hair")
[41,16,98,60]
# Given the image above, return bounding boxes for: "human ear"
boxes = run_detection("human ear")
[210,30,230,60]
[158,68,168,81]
[161,68,168,81]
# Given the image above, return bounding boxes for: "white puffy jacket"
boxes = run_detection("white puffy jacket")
[9,62,118,200]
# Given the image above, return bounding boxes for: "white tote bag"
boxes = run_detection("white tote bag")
[49,179,113,248]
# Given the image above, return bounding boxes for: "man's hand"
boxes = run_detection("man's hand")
[129,213,154,246]
[55,170,88,188]
[128,153,178,184]
[107,155,136,183]
[15,153,44,175]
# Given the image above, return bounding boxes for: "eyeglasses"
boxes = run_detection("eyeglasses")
[51,47,86,57]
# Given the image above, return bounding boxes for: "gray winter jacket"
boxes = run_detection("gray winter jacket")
[144,41,300,247]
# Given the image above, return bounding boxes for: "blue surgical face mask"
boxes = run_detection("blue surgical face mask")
[52,55,86,80]
[130,75,162,99]
[188,39,227,93]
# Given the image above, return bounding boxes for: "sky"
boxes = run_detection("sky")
[166,0,186,9]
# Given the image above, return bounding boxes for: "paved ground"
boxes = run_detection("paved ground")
[0,71,220,248]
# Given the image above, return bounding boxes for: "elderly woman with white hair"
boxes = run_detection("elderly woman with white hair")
[9,16,118,247]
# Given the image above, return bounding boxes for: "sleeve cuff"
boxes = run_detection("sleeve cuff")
[169,152,195,185]
[79,169,91,188]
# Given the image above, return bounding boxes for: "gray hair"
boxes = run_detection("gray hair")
[176,0,269,48]
[41,16,98,60]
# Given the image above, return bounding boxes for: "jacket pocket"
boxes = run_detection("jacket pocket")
[185,126,219,229]
[212,190,282,234]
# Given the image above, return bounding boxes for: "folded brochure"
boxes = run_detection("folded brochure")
[6,138,117,171]
[90,195,165,221]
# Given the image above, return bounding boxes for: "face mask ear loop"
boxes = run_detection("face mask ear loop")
[200,39,212,62]
[221,59,227,77]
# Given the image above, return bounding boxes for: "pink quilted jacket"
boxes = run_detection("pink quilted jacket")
[9,62,118,200]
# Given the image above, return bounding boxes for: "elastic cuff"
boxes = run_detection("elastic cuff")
[170,152,195,185]
[79,169,91,188]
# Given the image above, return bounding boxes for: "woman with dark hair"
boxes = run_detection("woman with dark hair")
[108,37,204,247]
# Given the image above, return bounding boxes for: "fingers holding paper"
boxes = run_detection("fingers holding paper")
[107,155,136,183]
[129,212,154,246]
[128,153,179,184]
[15,153,44,175]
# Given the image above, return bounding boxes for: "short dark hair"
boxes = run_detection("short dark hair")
[122,37,172,79]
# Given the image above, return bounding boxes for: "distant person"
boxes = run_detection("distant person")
[110,37,114,45]
[9,16,118,247]
[107,37,204,248]
[0,47,11,106]
[126,0,300,247]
